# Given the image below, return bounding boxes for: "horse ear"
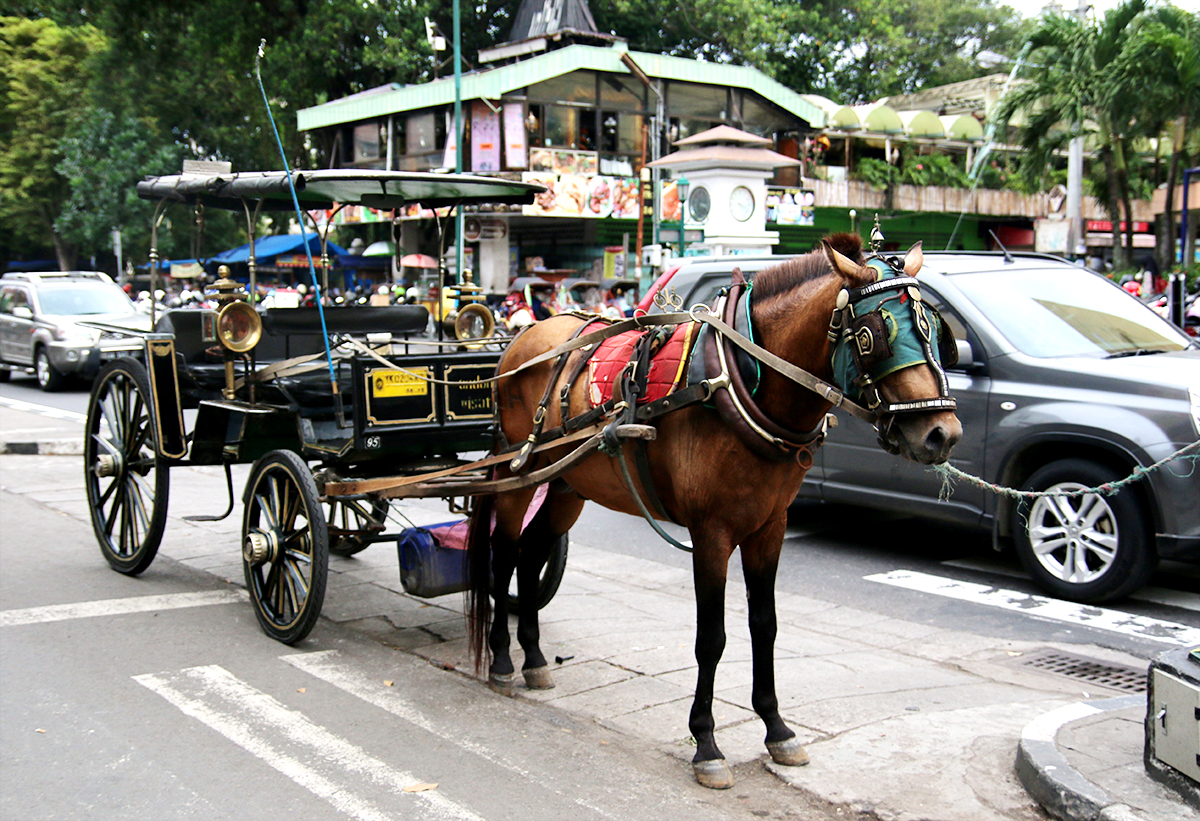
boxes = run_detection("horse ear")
[823,239,864,280]
[903,241,924,276]
[731,266,745,287]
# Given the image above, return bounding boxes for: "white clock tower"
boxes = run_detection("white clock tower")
[648,125,801,258]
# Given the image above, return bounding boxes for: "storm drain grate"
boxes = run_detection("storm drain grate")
[1019,649,1146,693]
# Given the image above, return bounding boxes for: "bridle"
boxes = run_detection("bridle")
[827,253,957,449]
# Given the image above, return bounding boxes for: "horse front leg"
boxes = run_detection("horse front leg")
[742,518,808,768]
[689,533,736,789]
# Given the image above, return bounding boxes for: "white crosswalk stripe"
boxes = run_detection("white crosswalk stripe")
[135,664,483,821]
[0,590,243,627]
[866,569,1200,646]
[282,650,620,821]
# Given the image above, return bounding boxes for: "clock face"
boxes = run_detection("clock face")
[730,186,755,222]
[688,186,711,223]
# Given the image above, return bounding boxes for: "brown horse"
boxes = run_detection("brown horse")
[467,234,961,789]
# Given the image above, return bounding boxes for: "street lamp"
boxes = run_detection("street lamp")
[677,176,690,257]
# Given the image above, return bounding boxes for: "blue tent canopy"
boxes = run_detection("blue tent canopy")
[212,233,346,264]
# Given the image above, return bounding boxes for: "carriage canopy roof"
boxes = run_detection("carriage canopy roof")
[136,169,545,211]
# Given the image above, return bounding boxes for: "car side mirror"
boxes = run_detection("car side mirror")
[954,338,978,370]
[12,306,33,320]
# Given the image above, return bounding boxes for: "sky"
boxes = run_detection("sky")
[1000,0,1199,18]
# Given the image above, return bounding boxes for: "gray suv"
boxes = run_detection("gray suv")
[645,251,1200,603]
[0,272,148,391]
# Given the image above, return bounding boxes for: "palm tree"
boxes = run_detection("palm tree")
[1134,5,1200,273]
[996,0,1148,272]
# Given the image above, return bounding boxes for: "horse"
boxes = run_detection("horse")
[466,234,962,789]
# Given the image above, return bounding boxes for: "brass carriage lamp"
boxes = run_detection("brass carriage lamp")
[212,265,263,399]
[451,269,495,341]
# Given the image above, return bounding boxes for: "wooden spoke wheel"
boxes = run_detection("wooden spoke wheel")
[503,532,569,611]
[326,498,390,557]
[84,359,169,575]
[242,450,329,644]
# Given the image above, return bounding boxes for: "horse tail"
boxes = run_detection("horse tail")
[466,493,494,675]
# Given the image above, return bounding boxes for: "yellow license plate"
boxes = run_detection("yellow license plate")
[371,368,429,397]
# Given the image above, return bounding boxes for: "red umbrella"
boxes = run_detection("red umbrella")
[400,253,438,268]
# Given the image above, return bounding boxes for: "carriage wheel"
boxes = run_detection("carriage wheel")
[242,450,329,644]
[326,498,390,557]
[84,359,169,575]
[504,532,569,611]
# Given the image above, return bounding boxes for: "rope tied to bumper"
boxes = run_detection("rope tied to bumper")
[931,439,1200,502]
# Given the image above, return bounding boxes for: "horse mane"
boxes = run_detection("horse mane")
[751,233,866,303]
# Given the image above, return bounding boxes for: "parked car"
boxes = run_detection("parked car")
[642,251,1200,603]
[0,271,149,391]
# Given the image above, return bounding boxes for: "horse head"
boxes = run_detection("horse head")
[823,238,962,465]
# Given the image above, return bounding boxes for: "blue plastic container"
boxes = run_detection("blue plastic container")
[397,519,470,598]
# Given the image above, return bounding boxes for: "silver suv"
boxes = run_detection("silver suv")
[644,251,1200,603]
[0,272,148,391]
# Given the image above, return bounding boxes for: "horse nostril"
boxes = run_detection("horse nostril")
[924,425,947,455]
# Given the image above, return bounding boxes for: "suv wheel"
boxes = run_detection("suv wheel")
[1013,458,1156,604]
[34,348,65,391]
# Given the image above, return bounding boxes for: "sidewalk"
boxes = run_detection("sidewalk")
[1,430,1196,820]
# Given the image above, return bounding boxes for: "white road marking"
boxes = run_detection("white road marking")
[0,590,243,627]
[282,651,620,820]
[866,569,1200,646]
[940,558,1200,612]
[0,396,86,422]
[135,664,482,821]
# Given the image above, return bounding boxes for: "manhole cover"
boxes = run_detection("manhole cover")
[1019,649,1146,692]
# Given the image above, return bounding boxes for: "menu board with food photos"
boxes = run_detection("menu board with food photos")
[522,172,641,219]
[765,187,816,226]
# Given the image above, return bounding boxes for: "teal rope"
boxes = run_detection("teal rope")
[933,439,1200,502]
[254,40,336,388]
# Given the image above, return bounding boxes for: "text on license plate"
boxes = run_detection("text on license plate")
[371,368,429,397]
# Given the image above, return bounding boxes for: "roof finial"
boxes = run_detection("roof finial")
[870,213,885,253]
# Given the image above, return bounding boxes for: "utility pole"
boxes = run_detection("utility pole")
[1066,0,1091,260]
[454,0,464,283]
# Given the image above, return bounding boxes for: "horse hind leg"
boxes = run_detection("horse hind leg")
[486,487,536,695]
[515,482,584,691]
[688,534,737,789]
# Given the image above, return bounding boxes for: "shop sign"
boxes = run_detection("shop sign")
[765,187,815,226]
[463,217,508,241]
[522,172,641,219]
[503,103,527,169]
[310,205,392,226]
[1086,220,1151,233]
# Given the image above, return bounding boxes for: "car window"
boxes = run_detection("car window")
[952,267,1191,358]
[0,286,28,314]
[35,283,135,316]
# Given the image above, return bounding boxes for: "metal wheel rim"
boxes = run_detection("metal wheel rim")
[1027,483,1119,585]
[36,352,51,386]
[246,467,317,630]
[88,370,158,558]
[326,498,388,553]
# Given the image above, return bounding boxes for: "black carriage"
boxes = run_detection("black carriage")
[82,169,565,644]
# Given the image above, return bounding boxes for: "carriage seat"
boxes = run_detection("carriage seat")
[154,305,430,365]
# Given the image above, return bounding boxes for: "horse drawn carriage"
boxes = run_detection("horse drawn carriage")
[83,165,962,788]
[81,169,558,644]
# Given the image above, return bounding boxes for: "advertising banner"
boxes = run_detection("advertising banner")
[471,101,501,172]
[503,103,527,170]
[765,187,815,225]
[522,173,640,219]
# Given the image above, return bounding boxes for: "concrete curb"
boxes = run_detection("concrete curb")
[1015,694,1148,821]
[0,439,84,456]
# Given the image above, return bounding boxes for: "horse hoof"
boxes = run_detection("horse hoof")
[766,737,810,767]
[522,666,556,690]
[693,759,735,790]
[488,671,516,696]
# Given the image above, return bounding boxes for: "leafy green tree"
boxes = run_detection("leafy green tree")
[1134,5,1200,271]
[0,16,107,269]
[996,0,1149,272]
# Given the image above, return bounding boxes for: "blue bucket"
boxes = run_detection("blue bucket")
[397,519,470,599]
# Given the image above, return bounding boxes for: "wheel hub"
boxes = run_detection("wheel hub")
[93,453,120,478]
[243,529,280,566]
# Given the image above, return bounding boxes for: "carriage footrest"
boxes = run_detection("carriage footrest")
[397,520,470,599]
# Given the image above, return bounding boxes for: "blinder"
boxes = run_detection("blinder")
[829,255,956,418]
